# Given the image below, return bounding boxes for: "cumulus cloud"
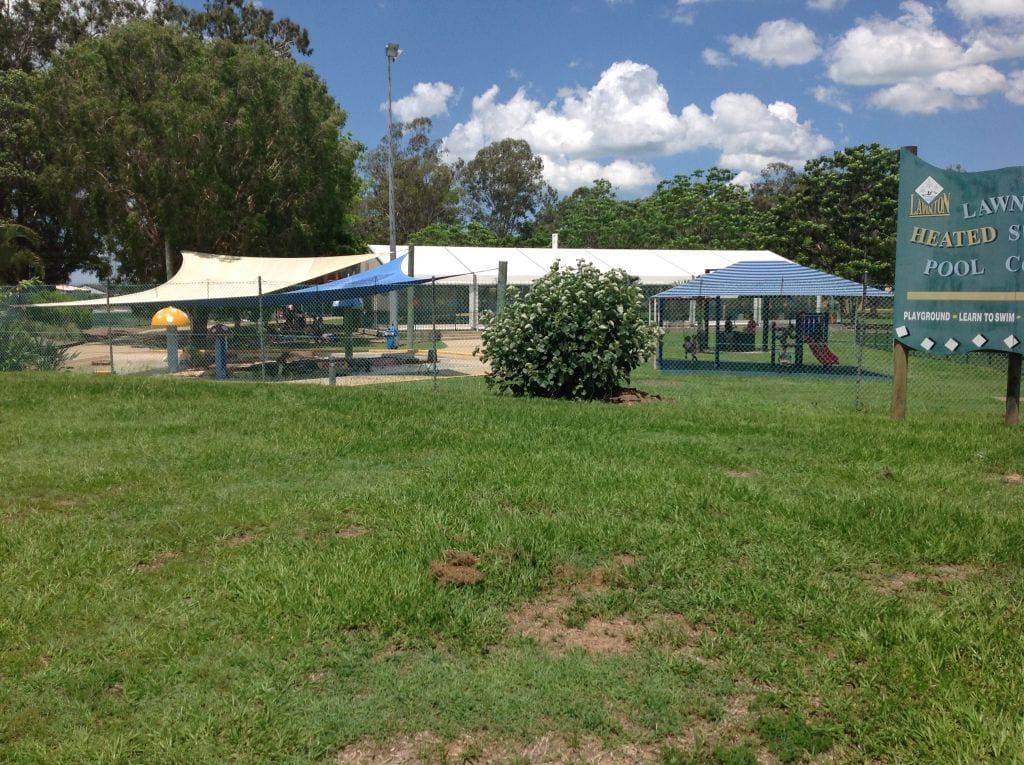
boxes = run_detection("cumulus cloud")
[443,61,832,193]
[827,1,1020,113]
[813,85,853,112]
[727,19,821,67]
[390,82,455,122]
[948,0,1024,21]
[1007,70,1024,104]
[702,48,733,67]
[869,64,1006,112]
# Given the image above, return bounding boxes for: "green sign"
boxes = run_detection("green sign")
[894,150,1024,356]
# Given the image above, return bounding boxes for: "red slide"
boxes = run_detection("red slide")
[805,340,839,365]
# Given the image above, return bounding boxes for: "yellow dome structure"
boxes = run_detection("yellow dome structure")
[151,306,190,328]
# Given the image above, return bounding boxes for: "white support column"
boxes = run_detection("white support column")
[469,274,479,329]
[753,297,762,325]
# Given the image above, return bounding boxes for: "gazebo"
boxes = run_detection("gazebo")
[653,260,892,375]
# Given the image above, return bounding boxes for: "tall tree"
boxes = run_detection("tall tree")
[768,144,898,282]
[460,138,556,238]
[183,0,311,58]
[39,20,358,281]
[0,0,315,280]
[750,162,799,212]
[641,167,767,250]
[356,117,459,245]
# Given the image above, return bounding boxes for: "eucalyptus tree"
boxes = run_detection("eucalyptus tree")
[460,138,557,239]
[39,20,359,281]
[356,117,459,245]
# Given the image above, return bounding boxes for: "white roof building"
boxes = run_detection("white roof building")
[369,245,790,285]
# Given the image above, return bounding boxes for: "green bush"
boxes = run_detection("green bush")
[477,260,657,400]
[0,318,74,371]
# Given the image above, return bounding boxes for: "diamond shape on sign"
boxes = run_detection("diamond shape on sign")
[944,338,959,352]
[896,325,909,338]
[973,334,987,348]
[915,176,944,204]
[1004,334,1020,349]
[921,337,935,351]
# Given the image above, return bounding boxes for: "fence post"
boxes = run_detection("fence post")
[1006,354,1021,425]
[258,276,266,381]
[853,272,866,409]
[406,245,416,350]
[105,280,114,374]
[890,342,909,420]
[496,260,508,316]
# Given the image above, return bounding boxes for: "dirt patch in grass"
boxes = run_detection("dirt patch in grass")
[605,387,663,405]
[334,696,778,764]
[224,530,258,547]
[335,731,659,764]
[508,557,703,657]
[430,549,484,586]
[869,563,982,594]
[1004,472,1024,484]
[336,526,370,539]
[134,551,178,572]
[725,468,758,479]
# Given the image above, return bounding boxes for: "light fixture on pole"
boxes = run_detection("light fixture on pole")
[386,41,401,327]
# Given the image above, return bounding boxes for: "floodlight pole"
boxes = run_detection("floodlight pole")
[386,42,401,329]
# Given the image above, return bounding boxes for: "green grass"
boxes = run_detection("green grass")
[1,370,1023,763]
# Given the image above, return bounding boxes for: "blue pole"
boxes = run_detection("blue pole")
[214,335,228,379]
[166,327,179,373]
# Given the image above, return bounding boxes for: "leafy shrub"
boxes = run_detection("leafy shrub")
[477,259,657,400]
[0,318,74,371]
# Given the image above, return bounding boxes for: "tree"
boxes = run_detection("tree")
[356,117,459,245]
[477,260,657,400]
[460,138,556,238]
[0,0,315,280]
[0,220,42,281]
[641,167,767,250]
[408,222,505,247]
[534,180,647,249]
[768,144,898,283]
[183,0,311,58]
[38,20,359,281]
[750,162,799,212]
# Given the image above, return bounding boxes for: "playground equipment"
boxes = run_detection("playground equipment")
[771,313,839,368]
[151,306,190,373]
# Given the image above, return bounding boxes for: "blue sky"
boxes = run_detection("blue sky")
[237,0,1024,195]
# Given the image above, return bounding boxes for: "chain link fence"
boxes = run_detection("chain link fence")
[0,281,503,385]
[1,281,1017,417]
[653,291,1018,417]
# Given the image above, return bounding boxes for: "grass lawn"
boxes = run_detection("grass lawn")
[2,369,1023,763]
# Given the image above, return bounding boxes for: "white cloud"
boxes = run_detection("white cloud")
[702,48,733,67]
[444,62,832,192]
[541,156,658,191]
[826,1,1023,113]
[672,0,707,24]
[807,0,846,9]
[813,85,853,112]
[948,0,1024,21]
[869,64,1006,112]
[390,82,456,122]
[1007,70,1024,104]
[827,2,963,85]
[727,19,821,67]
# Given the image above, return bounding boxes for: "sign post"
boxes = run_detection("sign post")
[892,150,1024,423]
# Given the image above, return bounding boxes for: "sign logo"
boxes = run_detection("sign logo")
[910,176,950,217]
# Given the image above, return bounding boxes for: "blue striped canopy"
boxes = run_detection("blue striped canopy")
[654,260,891,298]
